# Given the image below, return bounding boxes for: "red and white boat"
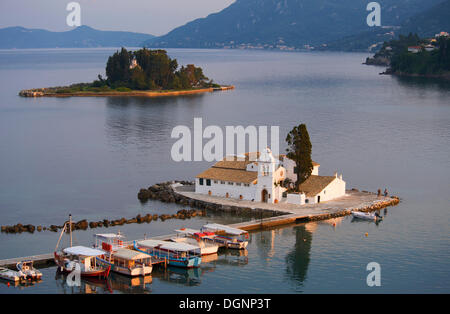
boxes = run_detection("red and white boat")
[172,228,219,256]
[54,215,110,279]
[54,246,111,278]
[201,224,249,250]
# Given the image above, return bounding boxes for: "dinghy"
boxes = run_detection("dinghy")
[0,267,26,282]
[351,211,382,221]
[16,260,42,280]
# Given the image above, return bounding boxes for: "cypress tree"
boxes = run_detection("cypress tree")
[285,124,313,188]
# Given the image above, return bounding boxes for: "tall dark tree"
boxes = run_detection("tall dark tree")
[285,124,313,188]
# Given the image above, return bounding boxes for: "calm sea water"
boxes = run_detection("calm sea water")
[0,48,449,293]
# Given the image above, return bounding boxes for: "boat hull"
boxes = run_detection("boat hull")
[352,212,380,221]
[134,246,201,268]
[54,252,111,278]
[96,257,152,277]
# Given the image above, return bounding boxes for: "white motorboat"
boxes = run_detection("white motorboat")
[201,223,249,249]
[172,228,219,256]
[351,211,382,221]
[16,260,42,280]
[0,267,26,282]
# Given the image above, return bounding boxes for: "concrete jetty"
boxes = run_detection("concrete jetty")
[173,185,399,230]
[0,184,399,268]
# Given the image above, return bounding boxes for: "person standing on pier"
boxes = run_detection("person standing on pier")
[384,188,389,197]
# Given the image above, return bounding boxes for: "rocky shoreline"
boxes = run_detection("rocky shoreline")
[18,86,235,98]
[138,181,287,217]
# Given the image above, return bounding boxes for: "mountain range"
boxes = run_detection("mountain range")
[0,25,154,49]
[322,0,450,51]
[1,0,449,52]
[144,0,447,50]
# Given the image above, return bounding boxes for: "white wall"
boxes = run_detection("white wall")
[195,178,257,201]
[305,176,346,204]
[286,193,305,205]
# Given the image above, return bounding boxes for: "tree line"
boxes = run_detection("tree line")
[93,48,218,90]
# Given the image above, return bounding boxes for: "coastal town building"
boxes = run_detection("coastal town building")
[408,46,422,53]
[195,148,346,205]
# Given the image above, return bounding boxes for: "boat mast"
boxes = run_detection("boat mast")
[69,214,73,247]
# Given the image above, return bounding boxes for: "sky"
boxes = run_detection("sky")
[0,0,235,36]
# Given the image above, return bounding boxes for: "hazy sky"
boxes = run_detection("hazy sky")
[0,0,235,36]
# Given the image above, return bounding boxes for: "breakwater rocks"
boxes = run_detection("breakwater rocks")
[138,181,286,218]
[1,208,206,235]
[304,195,400,222]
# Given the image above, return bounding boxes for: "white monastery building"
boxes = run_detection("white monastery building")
[195,148,346,205]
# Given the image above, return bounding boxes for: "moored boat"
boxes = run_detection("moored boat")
[93,233,153,277]
[351,211,383,221]
[134,239,201,268]
[201,223,249,249]
[54,215,110,278]
[54,246,111,278]
[16,260,42,280]
[172,228,219,256]
[0,267,26,282]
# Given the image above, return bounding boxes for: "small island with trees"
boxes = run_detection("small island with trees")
[19,48,234,97]
[365,32,450,79]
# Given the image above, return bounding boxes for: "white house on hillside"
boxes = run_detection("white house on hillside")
[195,148,346,205]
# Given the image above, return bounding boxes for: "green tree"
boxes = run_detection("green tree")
[285,124,313,188]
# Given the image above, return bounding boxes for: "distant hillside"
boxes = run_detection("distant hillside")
[0,25,154,49]
[321,0,450,52]
[144,0,442,50]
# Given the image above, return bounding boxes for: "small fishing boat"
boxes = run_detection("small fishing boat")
[54,215,110,278]
[93,232,153,277]
[0,267,26,282]
[54,246,111,278]
[16,260,42,280]
[134,239,202,268]
[352,211,383,221]
[201,223,249,249]
[172,228,219,256]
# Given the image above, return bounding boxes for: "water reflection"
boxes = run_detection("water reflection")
[104,94,209,153]
[285,224,313,285]
[394,75,450,93]
[153,267,202,287]
[0,278,43,289]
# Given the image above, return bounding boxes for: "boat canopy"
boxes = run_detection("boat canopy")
[137,239,168,249]
[137,239,200,252]
[202,223,247,236]
[63,246,105,257]
[160,242,200,252]
[113,248,151,260]
[94,233,124,240]
[175,228,201,235]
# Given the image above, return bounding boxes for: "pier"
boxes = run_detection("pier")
[0,184,399,269]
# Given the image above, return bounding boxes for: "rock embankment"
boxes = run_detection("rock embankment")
[138,181,286,217]
[305,195,400,222]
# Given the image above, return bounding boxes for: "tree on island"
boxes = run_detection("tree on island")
[102,48,216,91]
[285,124,313,188]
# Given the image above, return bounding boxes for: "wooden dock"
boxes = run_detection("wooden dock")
[0,253,54,268]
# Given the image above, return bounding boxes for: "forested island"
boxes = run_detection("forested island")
[19,48,233,97]
[365,33,450,79]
